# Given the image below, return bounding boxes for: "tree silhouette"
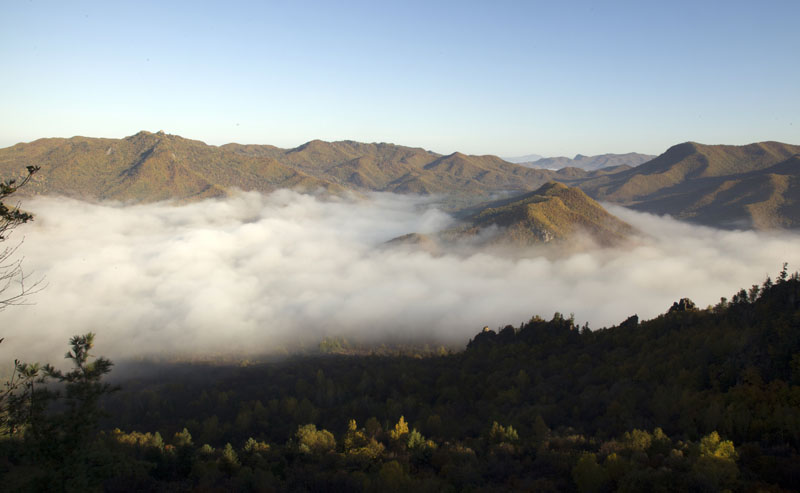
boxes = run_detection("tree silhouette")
[0,166,44,435]
[0,165,42,311]
[42,332,117,449]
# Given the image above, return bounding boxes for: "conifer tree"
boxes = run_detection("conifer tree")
[0,165,41,311]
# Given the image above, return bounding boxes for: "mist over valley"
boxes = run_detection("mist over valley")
[4,189,799,365]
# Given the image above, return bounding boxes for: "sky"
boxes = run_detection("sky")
[1,0,798,157]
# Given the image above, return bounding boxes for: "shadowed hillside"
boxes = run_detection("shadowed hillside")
[567,141,800,229]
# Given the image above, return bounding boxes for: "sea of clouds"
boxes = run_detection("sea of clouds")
[2,190,800,364]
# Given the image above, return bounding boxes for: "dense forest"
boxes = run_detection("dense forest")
[2,266,800,491]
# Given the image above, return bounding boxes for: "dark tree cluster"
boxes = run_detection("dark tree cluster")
[3,269,795,491]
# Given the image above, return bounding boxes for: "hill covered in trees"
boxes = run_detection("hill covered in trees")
[565,141,800,229]
[0,131,559,207]
[3,268,800,491]
[450,182,635,246]
[391,182,635,249]
[4,132,799,230]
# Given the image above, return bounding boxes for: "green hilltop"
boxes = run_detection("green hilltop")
[448,181,635,247]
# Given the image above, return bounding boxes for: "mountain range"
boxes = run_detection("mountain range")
[1,131,798,230]
[519,152,655,171]
[503,153,543,164]
[0,131,557,207]
[561,141,800,229]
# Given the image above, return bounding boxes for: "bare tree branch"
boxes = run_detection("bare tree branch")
[0,166,43,310]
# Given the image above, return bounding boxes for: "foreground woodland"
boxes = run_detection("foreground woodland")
[2,267,800,492]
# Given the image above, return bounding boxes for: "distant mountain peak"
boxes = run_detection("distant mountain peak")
[536,180,570,193]
[292,139,328,152]
[518,152,656,171]
[504,153,544,164]
[125,129,177,145]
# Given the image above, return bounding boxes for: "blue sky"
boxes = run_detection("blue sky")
[2,0,798,157]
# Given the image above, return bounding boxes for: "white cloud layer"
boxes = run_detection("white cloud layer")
[2,191,800,364]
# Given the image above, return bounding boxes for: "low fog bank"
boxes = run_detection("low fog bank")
[3,190,800,364]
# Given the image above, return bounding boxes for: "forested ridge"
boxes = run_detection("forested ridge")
[5,133,800,229]
[3,270,800,491]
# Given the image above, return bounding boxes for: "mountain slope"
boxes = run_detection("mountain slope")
[0,132,557,205]
[239,140,557,197]
[5,133,800,229]
[453,182,635,246]
[389,182,634,249]
[0,131,335,202]
[564,141,800,229]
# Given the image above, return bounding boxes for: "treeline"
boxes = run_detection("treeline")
[2,269,800,491]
